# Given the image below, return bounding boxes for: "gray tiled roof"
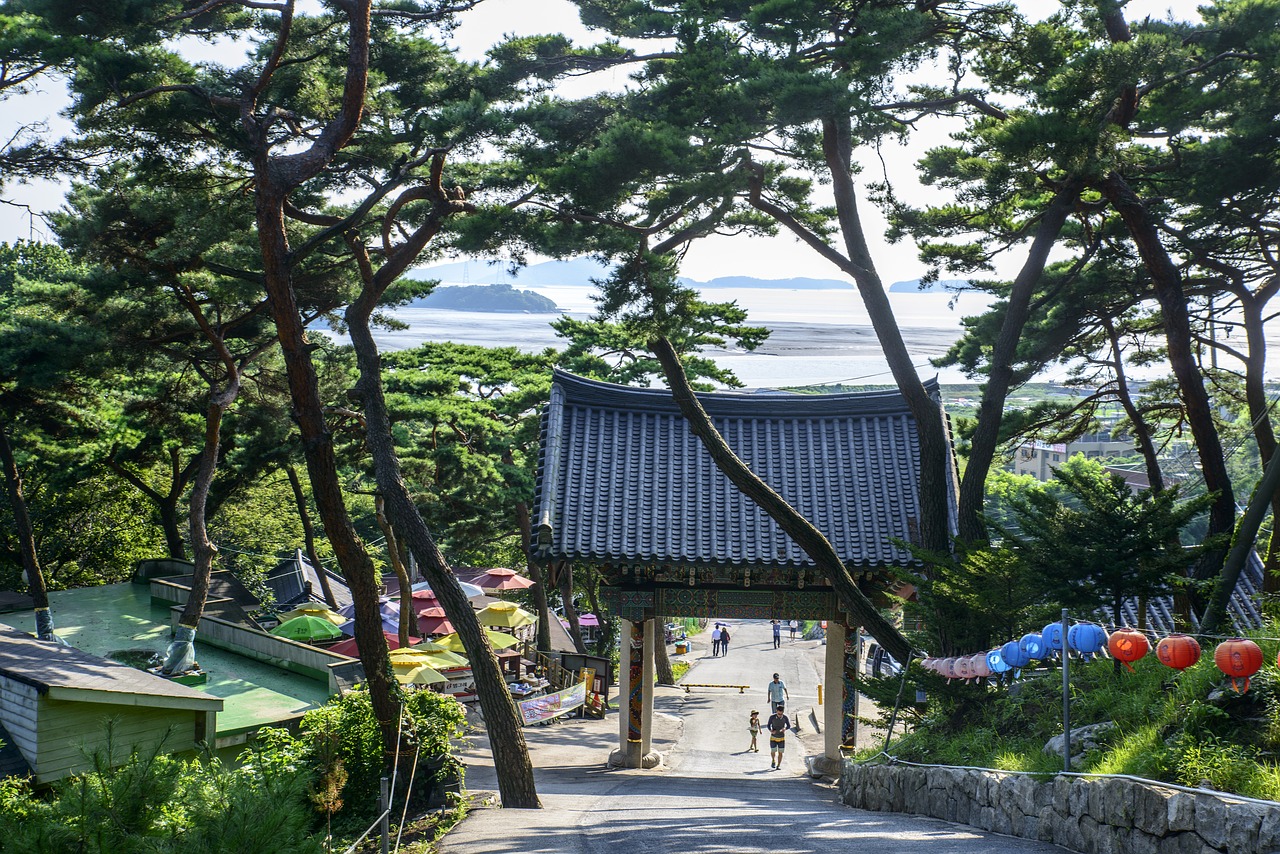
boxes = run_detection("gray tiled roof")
[534,370,956,570]
[0,625,222,708]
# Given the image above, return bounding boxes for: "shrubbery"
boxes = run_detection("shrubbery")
[857,632,1280,800]
[0,688,468,853]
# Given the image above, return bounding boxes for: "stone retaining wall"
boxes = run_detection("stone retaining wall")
[840,760,1280,854]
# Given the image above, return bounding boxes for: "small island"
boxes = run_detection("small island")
[412,283,561,313]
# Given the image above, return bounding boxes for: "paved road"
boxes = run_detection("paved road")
[440,619,1070,853]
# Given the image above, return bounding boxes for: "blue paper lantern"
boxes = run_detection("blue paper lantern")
[1041,622,1065,652]
[986,648,1010,674]
[1068,623,1108,657]
[1001,640,1031,669]
[1019,632,1045,660]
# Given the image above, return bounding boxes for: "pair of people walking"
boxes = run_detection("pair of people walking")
[750,673,791,768]
[711,623,731,656]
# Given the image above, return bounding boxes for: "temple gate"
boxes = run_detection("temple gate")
[533,369,957,767]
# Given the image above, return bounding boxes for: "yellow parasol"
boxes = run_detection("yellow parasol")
[404,642,469,668]
[392,664,447,686]
[389,652,447,686]
[435,629,518,652]
[475,601,536,629]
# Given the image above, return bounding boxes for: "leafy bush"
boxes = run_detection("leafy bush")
[298,686,469,827]
[0,725,322,854]
[868,627,1280,800]
[0,689,469,852]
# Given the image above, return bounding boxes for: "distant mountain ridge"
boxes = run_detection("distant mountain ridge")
[410,283,560,313]
[409,259,966,292]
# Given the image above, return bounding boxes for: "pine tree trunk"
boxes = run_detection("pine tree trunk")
[1239,295,1280,591]
[820,118,952,557]
[346,289,540,809]
[557,561,589,654]
[245,0,399,758]
[0,424,53,638]
[375,497,414,648]
[1202,445,1280,633]
[514,498,553,653]
[958,185,1080,543]
[649,336,913,664]
[1101,174,1236,594]
[654,619,675,685]
[255,186,401,757]
[287,463,338,608]
[175,383,237,639]
[1103,316,1167,493]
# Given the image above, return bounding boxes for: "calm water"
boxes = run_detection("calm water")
[331,284,1280,388]
[344,285,995,387]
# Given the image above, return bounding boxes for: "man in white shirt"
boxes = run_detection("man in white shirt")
[711,624,722,656]
[766,673,788,707]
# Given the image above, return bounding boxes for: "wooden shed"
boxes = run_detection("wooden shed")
[0,625,222,784]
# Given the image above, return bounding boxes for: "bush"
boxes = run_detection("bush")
[297,686,468,827]
[0,725,322,854]
[874,627,1280,800]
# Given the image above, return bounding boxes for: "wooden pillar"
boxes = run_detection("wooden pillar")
[842,625,860,749]
[641,614,656,757]
[617,617,643,766]
[823,618,847,761]
[613,616,659,769]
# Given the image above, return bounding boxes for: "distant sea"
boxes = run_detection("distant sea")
[340,284,995,388]
[333,283,1280,388]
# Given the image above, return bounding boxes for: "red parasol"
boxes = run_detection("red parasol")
[416,606,456,636]
[329,629,421,658]
[402,590,440,612]
[475,567,535,591]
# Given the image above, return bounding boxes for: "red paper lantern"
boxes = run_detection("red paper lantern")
[1156,634,1202,671]
[1107,627,1150,671]
[1214,638,1263,693]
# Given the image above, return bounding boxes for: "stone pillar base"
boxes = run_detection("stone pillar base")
[807,754,843,779]
[608,748,663,769]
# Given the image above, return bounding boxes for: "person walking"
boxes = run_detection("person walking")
[771,619,781,649]
[788,619,799,642]
[748,710,761,753]
[766,673,788,709]
[711,624,722,656]
[767,702,791,769]
[719,625,731,655]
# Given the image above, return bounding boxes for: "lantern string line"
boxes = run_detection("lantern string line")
[863,754,1280,810]
[919,618,1280,664]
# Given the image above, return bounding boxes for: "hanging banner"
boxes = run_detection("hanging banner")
[519,680,587,726]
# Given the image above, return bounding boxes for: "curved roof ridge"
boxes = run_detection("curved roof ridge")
[550,368,938,418]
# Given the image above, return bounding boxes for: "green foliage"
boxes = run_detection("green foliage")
[0,724,322,854]
[574,251,769,390]
[0,689,469,853]
[995,457,1215,623]
[879,625,1280,800]
[297,687,468,825]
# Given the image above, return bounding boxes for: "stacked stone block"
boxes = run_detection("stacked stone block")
[840,760,1280,854]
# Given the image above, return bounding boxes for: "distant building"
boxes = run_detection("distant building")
[1010,432,1135,481]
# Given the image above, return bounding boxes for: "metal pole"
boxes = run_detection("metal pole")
[1061,608,1071,773]
[380,775,390,854]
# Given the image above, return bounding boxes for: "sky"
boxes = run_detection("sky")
[0,0,1213,284]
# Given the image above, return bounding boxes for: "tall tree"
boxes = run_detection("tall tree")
[0,241,108,639]
[997,458,1213,628]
